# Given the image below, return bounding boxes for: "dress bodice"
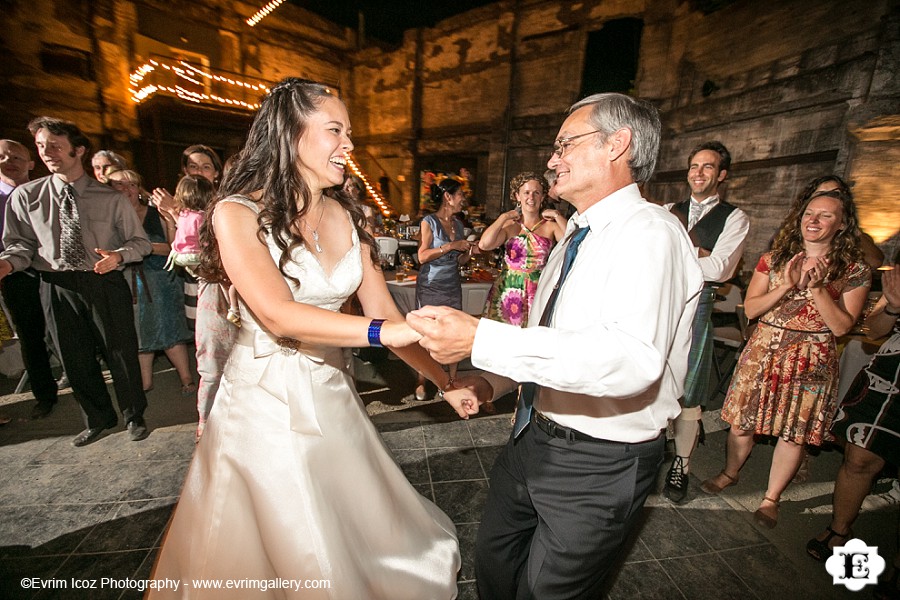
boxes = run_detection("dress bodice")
[218,195,363,317]
[141,206,168,271]
[503,225,553,274]
[756,252,870,332]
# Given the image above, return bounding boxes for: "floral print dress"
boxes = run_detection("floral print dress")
[721,253,871,445]
[483,224,553,327]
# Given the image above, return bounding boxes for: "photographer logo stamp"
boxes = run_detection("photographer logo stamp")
[825,538,886,591]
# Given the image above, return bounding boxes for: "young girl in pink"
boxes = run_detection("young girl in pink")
[166,176,240,325]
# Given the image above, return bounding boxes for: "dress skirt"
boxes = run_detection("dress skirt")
[149,332,460,599]
[720,321,838,446]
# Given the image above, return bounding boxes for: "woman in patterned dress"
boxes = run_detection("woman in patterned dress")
[479,172,566,326]
[701,186,871,528]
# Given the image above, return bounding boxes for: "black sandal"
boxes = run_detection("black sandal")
[805,526,851,562]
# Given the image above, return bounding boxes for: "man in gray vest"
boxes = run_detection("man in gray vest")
[663,140,750,503]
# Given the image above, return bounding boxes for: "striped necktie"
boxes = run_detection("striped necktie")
[513,225,591,437]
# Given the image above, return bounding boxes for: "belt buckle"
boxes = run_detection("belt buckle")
[545,418,557,437]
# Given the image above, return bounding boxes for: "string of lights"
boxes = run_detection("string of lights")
[246,0,288,27]
[346,154,393,217]
[128,58,269,110]
[128,58,395,216]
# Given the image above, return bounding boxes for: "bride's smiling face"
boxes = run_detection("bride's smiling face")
[296,96,354,193]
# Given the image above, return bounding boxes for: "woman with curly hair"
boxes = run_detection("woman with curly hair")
[701,184,871,529]
[479,171,566,326]
[149,79,473,598]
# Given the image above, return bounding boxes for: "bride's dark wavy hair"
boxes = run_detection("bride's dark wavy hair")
[198,78,377,284]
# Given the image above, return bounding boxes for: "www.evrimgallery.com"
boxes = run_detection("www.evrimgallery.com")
[19,577,332,593]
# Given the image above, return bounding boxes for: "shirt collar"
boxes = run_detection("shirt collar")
[0,180,14,197]
[51,173,90,195]
[569,183,643,235]
[689,194,719,207]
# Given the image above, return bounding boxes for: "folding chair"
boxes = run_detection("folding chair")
[709,284,752,403]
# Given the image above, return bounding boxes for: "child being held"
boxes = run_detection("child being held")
[166,175,242,327]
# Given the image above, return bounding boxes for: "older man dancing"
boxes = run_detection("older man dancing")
[408,93,702,599]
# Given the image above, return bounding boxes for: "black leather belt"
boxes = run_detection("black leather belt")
[532,411,664,445]
[533,411,605,443]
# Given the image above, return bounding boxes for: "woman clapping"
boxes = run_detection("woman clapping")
[701,185,871,528]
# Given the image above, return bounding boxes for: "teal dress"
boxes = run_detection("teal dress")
[415,213,464,310]
[129,206,192,352]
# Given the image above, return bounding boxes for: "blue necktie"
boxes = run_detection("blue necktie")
[513,225,591,437]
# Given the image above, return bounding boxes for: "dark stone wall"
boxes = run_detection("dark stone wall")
[348,0,898,270]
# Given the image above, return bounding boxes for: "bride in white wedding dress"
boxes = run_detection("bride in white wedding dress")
[148,79,475,599]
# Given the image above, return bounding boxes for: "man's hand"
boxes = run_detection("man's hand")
[93,249,122,274]
[407,305,478,364]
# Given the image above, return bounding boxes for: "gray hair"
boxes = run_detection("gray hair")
[92,150,127,169]
[568,93,661,184]
[543,168,557,186]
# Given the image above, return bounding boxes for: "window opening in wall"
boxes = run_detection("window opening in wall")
[580,18,643,97]
[40,44,93,80]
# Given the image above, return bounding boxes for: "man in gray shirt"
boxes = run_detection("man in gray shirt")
[0,117,152,446]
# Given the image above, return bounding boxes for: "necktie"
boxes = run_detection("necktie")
[513,225,591,437]
[59,183,87,270]
[687,199,703,230]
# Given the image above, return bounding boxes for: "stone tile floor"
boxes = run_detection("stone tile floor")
[0,354,896,599]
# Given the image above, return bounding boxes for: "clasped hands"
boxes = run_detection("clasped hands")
[379,307,492,418]
[783,252,828,290]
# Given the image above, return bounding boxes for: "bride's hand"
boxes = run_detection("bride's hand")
[443,375,493,419]
[379,320,422,348]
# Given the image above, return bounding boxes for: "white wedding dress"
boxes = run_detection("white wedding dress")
[149,196,459,599]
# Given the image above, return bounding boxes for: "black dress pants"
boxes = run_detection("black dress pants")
[475,419,664,600]
[1,269,58,404]
[40,270,146,428]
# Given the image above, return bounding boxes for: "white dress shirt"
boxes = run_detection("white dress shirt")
[472,184,703,442]
[665,195,750,283]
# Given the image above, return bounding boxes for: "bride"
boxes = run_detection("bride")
[148,78,474,598]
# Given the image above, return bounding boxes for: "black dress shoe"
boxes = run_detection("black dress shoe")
[30,400,56,420]
[127,417,149,441]
[72,422,115,447]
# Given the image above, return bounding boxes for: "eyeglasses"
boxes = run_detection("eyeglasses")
[552,130,602,158]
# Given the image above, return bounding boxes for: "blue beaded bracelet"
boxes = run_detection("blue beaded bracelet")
[368,319,386,348]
